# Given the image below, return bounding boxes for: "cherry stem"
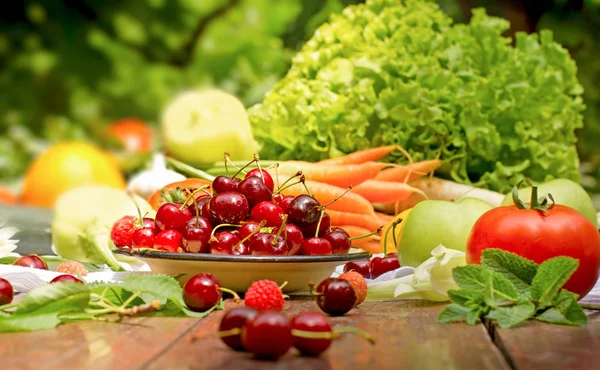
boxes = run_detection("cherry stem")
[321,186,352,208]
[218,287,241,303]
[127,191,145,229]
[307,281,323,296]
[273,215,288,245]
[290,327,375,345]
[233,220,266,251]
[223,152,231,177]
[253,153,266,185]
[210,223,242,239]
[300,175,313,197]
[180,186,209,211]
[274,163,280,190]
[279,281,288,290]
[275,171,303,195]
[233,156,257,178]
[382,218,403,255]
[333,327,377,345]
[512,178,555,214]
[315,208,326,238]
[190,327,241,343]
[349,226,383,241]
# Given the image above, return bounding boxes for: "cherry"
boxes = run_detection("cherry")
[187,195,211,218]
[286,195,321,226]
[343,259,371,279]
[324,229,351,254]
[277,195,295,213]
[312,278,357,316]
[218,307,259,351]
[291,311,333,356]
[272,193,284,204]
[210,231,243,255]
[201,201,220,226]
[301,237,332,255]
[155,202,192,232]
[142,217,159,235]
[0,278,14,305]
[249,201,284,227]
[370,255,400,279]
[238,176,272,208]
[182,217,213,253]
[210,191,249,225]
[212,176,240,194]
[283,223,303,255]
[50,275,84,284]
[13,254,48,270]
[154,229,182,252]
[245,168,274,192]
[249,233,287,256]
[301,212,331,238]
[238,222,262,241]
[183,273,239,312]
[131,227,156,249]
[242,311,293,359]
[330,226,350,238]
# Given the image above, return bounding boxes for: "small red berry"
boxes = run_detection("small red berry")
[244,280,285,311]
[110,215,138,248]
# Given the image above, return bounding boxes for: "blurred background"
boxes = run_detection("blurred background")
[0,0,598,207]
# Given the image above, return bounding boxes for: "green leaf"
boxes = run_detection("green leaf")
[486,272,519,304]
[486,300,535,328]
[13,282,91,315]
[452,265,488,290]
[536,290,587,326]
[91,286,145,308]
[481,249,538,298]
[120,274,182,305]
[530,257,579,309]
[452,266,518,304]
[0,312,61,332]
[146,298,224,318]
[447,289,485,309]
[438,304,472,323]
[465,309,481,325]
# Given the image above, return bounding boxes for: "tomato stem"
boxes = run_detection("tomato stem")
[511,179,556,214]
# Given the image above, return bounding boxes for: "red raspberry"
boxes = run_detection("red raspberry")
[339,271,368,305]
[244,280,285,311]
[110,215,138,248]
[56,261,88,276]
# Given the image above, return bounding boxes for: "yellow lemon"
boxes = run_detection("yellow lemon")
[380,208,413,254]
[21,141,126,208]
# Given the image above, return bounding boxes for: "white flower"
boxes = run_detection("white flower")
[0,220,20,258]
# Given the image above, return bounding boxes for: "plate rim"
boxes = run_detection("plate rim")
[115,249,372,263]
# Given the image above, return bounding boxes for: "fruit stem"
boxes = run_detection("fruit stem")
[273,163,280,190]
[511,179,555,214]
[233,220,266,251]
[218,287,241,303]
[190,327,242,343]
[223,152,231,176]
[321,186,352,208]
[210,223,242,239]
[165,157,216,182]
[300,175,313,197]
[233,156,257,179]
[253,153,266,185]
[274,171,303,195]
[333,327,377,344]
[180,186,209,211]
[382,218,403,255]
[127,191,145,229]
[315,208,326,238]
[307,281,323,296]
[272,215,288,244]
[349,226,384,241]
[291,329,336,340]
[279,281,288,290]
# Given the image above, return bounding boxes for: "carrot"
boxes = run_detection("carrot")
[328,209,382,231]
[279,179,376,216]
[351,180,427,204]
[373,191,428,215]
[353,240,382,254]
[375,212,394,226]
[374,159,442,183]
[272,161,389,188]
[317,145,398,165]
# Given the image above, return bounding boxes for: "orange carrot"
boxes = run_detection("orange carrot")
[328,209,382,231]
[317,145,398,165]
[278,179,376,216]
[272,161,389,188]
[375,212,394,226]
[374,159,442,183]
[351,180,427,204]
[353,240,382,254]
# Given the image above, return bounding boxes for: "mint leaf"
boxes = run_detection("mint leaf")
[438,304,471,323]
[536,290,587,326]
[486,273,518,304]
[481,249,538,298]
[0,312,61,332]
[121,274,182,305]
[13,282,90,315]
[486,300,535,328]
[465,309,481,325]
[452,265,488,290]
[453,266,517,304]
[530,257,578,309]
[447,289,485,309]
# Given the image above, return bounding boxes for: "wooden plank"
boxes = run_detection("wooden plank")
[144,300,511,370]
[489,311,600,370]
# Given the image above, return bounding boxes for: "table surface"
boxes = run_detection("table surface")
[1,297,599,370]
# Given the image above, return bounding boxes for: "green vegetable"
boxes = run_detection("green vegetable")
[248,0,585,193]
[439,249,589,328]
[51,185,155,271]
[0,274,221,332]
[501,178,598,228]
[397,197,492,267]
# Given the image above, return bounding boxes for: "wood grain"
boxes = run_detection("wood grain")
[489,311,600,370]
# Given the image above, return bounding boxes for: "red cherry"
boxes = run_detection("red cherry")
[187,195,211,218]
[283,223,303,255]
[249,201,284,227]
[242,311,293,359]
[370,255,400,279]
[13,254,48,270]
[219,307,259,351]
[301,212,331,238]
[201,201,220,226]
[183,273,222,312]
[278,195,295,213]
[0,278,14,305]
[291,311,332,356]
[238,176,272,208]
[245,168,275,192]
[238,222,262,241]
[210,191,250,225]
[209,231,242,255]
[249,233,287,256]
[50,275,84,284]
[272,193,284,204]
[131,228,156,249]
[324,229,351,254]
[301,237,332,255]
[155,203,192,232]
[286,195,321,226]
[142,217,159,234]
[343,259,371,279]
[313,278,357,316]
[154,229,182,252]
[212,176,240,194]
[182,220,213,254]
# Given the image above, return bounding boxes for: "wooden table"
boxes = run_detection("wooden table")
[1,298,599,370]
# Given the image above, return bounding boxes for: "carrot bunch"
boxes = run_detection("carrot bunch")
[271,146,441,254]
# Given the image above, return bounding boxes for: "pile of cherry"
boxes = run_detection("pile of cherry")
[112,164,357,255]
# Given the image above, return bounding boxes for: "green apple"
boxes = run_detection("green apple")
[397,198,493,268]
[501,178,598,228]
[161,89,257,168]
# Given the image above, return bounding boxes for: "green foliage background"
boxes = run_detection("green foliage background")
[0,0,597,199]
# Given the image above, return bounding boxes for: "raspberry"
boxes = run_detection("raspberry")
[55,261,88,277]
[339,271,368,305]
[244,280,285,311]
[110,215,138,248]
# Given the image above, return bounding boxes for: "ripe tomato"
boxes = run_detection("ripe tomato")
[147,178,212,210]
[466,203,600,298]
[106,118,153,153]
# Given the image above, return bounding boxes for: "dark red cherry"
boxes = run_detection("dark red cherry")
[286,195,321,226]
[249,201,284,227]
[242,311,293,359]
[238,222,262,241]
[219,307,259,351]
[13,254,48,270]
[301,237,332,255]
[249,233,287,256]
[238,176,272,208]
[209,191,249,225]
[187,195,211,218]
[0,278,14,305]
[370,255,401,279]
[301,212,330,238]
[182,217,213,253]
[278,195,295,213]
[291,311,332,356]
[209,231,241,255]
[183,273,222,312]
[343,259,371,279]
[314,278,357,316]
[212,176,240,194]
[245,169,275,192]
[50,274,84,284]
[324,229,351,254]
[283,223,303,255]
[201,201,220,226]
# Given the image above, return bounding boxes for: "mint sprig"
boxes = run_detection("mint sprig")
[439,249,588,328]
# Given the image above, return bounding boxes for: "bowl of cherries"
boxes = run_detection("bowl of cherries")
[113,160,372,293]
